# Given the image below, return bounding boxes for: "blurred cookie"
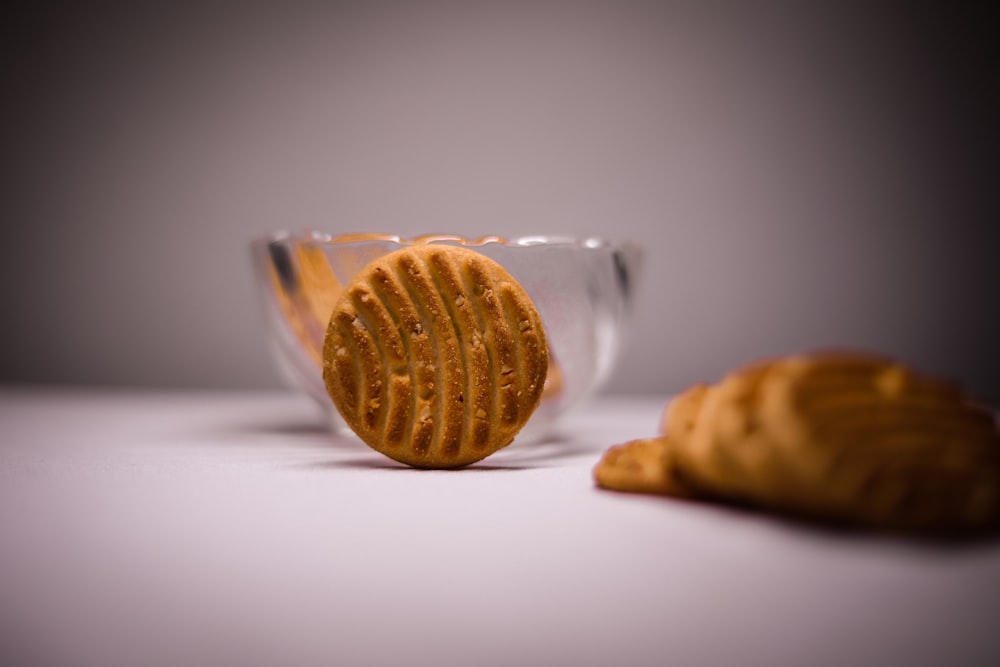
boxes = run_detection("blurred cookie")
[671,358,782,505]
[593,437,698,498]
[541,353,566,402]
[265,244,342,366]
[600,351,1000,535]
[295,244,343,363]
[675,352,1000,533]
[659,382,711,441]
[323,244,548,468]
[752,353,1000,532]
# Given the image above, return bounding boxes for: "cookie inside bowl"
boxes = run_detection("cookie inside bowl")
[251,231,641,444]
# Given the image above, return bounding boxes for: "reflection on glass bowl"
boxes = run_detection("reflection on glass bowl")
[251,231,642,443]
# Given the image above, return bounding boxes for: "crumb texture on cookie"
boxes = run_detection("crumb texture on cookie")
[323,244,548,468]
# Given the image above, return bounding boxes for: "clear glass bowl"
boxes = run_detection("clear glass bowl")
[250,231,642,442]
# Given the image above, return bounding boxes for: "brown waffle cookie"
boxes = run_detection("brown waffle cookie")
[674,352,1000,533]
[753,354,1000,532]
[266,244,342,366]
[659,382,711,441]
[671,358,782,504]
[322,244,548,468]
[540,352,566,402]
[593,437,698,498]
[295,244,343,363]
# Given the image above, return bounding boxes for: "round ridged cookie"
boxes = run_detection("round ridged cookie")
[322,244,548,468]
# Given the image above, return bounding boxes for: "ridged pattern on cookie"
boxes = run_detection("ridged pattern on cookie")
[323,244,548,468]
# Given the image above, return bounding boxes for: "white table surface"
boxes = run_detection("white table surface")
[1,387,999,667]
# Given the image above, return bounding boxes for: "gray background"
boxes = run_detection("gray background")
[2,1,997,400]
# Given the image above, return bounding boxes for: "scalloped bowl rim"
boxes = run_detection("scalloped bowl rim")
[252,230,628,251]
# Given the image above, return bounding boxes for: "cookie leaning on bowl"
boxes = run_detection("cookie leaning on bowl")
[322,244,548,468]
